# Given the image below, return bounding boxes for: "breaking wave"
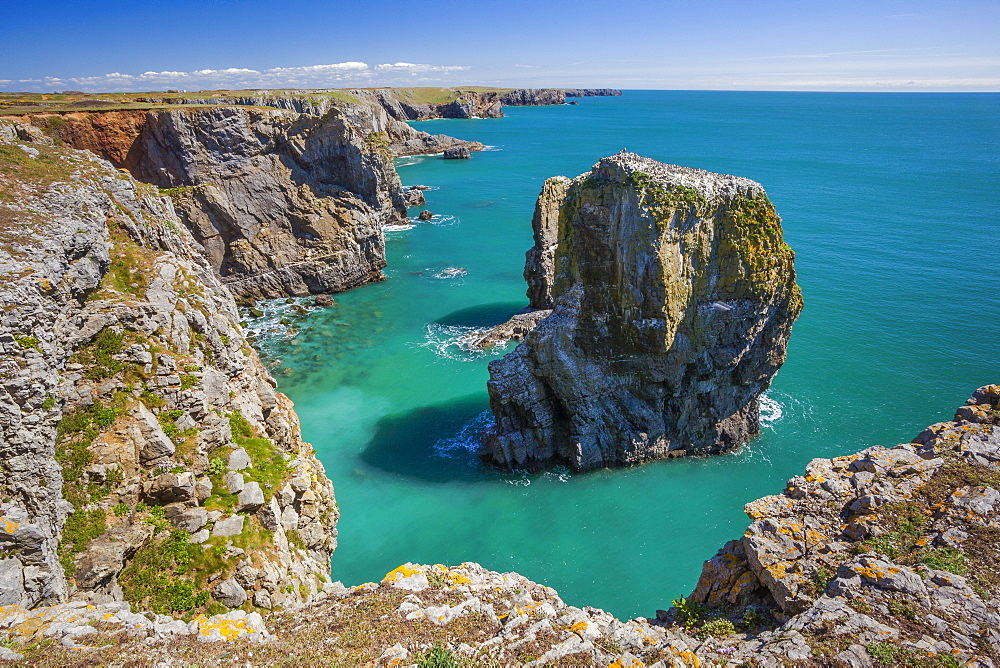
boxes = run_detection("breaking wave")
[417,323,494,361]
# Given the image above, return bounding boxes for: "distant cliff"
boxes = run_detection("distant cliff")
[481,152,802,471]
[564,88,623,97]
[11,93,487,301]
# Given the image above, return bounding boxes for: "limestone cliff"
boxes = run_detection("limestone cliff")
[481,152,802,471]
[12,91,488,301]
[0,123,337,615]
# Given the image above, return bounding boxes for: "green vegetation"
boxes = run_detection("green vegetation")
[628,170,707,217]
[71,328,125,380]
[695,618,736,639]
[866,642,962,667]
[58,508,107,577]
[14,334,39,350]
[118,529,211,615]
[417,646,462,668]
[226,410,288,500]
[670,596,706,628]
[40,394,55,410]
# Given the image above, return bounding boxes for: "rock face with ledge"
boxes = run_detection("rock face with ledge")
[480,152,802,471]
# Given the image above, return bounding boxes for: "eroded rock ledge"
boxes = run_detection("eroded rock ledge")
[481,152,803,471]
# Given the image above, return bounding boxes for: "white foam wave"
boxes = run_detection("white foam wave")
[394,156,425,167]
[410,213,459,227]
[480,145,502,152]
[433,411,494,458]
[240,297,320,351]
[383,223,415,233]
[759,392,784,427]
[417,323,495,361]
[432,267,468,280]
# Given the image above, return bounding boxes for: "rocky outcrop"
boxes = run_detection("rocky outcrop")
[563,89,624,97]
[481,152,802,471]
[465,310,553,349]
[677,384,1000,665]
[443,146,471,160]
[0,123,337,615]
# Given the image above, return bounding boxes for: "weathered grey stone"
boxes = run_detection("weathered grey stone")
[237,482,265,512]
[194,476,213,501]
[443,146,471,159]
[164,504,208,533]
[212,578,247,608]
[224,471,245,494]
[211,515,245,538]
[134,403,176,464]
[228,448,251,471]
[142,472,196,504]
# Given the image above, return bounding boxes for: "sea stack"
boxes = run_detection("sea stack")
[480,152,803,471]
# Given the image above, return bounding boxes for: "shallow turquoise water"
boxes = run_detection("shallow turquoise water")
[254,91,1000,619]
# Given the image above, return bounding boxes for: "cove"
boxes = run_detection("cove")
[252,91,1000,620]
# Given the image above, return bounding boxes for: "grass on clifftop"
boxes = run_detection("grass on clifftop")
[0,86,522,115]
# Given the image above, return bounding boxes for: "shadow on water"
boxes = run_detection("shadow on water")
[360,394,498,483]
[435,301,528,328]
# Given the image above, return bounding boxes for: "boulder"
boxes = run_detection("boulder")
[403,187,425,206]
[142,472,196,504]
[212,578,247,608]
[164,504,208,533]
[212,514,245,538]
[237,482,265,512]
[417,210,433,221]
[228,448,251,471]
[443,146,471,159]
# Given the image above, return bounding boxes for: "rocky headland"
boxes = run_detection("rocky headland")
[2,96,996,667]
[564,88,624,97]
[480,152,803,471]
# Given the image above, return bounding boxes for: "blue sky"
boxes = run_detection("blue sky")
[2,0,998,92]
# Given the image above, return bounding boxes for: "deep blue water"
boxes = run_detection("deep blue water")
[254,91,1000,619]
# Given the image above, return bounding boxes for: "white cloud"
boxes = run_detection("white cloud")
[4,61,474,93]
[266,62,368,73]
[375,62,470,72]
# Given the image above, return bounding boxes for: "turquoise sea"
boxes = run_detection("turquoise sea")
[253,91,1000,619]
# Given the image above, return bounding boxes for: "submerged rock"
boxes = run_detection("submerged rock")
[481,152,802,471]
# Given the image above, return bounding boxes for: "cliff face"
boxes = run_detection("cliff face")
[32,106,402,301]
[481,152,802,471]
[563,88,624,97]
[0,123,337,614]
[16,90,492,301]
